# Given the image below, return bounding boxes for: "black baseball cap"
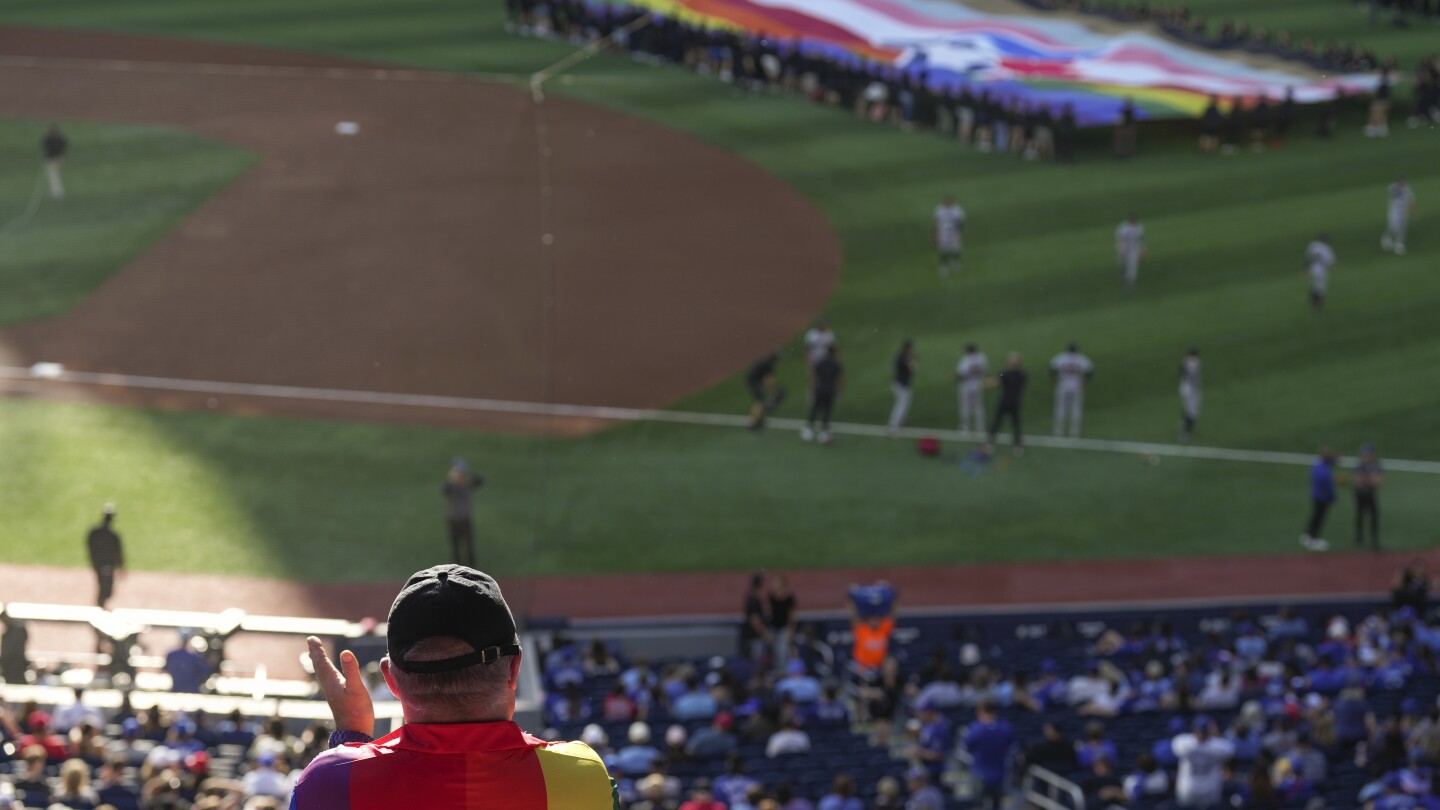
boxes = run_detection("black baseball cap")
[387,565,521,674]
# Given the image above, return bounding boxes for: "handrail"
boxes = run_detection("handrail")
[1023,764,1087,810]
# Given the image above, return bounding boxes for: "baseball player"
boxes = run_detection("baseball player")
[1114,212,1146,290]
[1178,347,1202,442]
[1304,233,1337,312]
[42,124,67,201]
[887,339,917,436]
[1049,342,1094,438]
[1381,176,1417,255]
[803,318,835,369]
[954,343,988,434]
[934,194,966,278]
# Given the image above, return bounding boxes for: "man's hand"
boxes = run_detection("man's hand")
[307,636,375,737]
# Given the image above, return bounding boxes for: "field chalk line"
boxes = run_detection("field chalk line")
[0,167,47,236]
[2,365,1438,475]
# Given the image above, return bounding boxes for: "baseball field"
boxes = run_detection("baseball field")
[0,0,1436,594]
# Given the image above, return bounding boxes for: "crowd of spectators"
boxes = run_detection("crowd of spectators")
[533,563,1440,810]
[0,691,327,810]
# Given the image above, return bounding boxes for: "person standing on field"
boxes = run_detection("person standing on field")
[934,195,966,278]
[42,124,67,200]
[1115,212,1146,291]
[803,318,835,371]
[443,461,485,567]
[1304,233,1337,312]
[1354,443,1383,551]
[1300,448,1337,551]
[955,343,988,434]
[745,352,781,431]
[987,352,1028,456]
[802,346,844,445]
[86,505,123,609]
[1049,342,1094,438]
[1177,347,1202,442]
[1381,176,1416,255]
[887,340,917,436]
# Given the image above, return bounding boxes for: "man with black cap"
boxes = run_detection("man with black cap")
[86,505,123,608]
[292,565,618,808]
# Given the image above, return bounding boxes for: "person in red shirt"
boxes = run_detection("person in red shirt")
[678,778,726,810]
[20,712,69,761]
[292,565,618,809]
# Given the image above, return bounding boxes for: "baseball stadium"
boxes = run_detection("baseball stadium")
[0,0,1436,807]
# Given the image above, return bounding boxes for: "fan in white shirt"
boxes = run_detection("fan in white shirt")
[802,318,835,368]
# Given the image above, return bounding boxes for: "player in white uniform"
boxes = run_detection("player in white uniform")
[953,343,988,434]
[803,318,835,368]
[1381,176,1416,255]
[1304,234,1337,312]
[1049,341,1094,437]
[934,195,966,278]
[1114,212,1146,290]
[1178,347,1202,442]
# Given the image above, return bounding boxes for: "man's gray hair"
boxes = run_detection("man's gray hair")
[388,637,514,718]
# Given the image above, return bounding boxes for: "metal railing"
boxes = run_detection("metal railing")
[1022,764,1087,810]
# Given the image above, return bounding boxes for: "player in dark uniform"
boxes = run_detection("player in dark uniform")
[1354,443,1384,550]
[442,461,485,566]
[987,352,1028,456]
[86,506,124,608]
[746,352,782,430]
[43,124,68,200]
[1198,95,1222,154]
[802,346,843,445]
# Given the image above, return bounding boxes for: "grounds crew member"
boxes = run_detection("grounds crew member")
[293,565,619,808]
[86,505,123,609]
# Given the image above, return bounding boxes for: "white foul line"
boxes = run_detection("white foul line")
[2,365,1438,475]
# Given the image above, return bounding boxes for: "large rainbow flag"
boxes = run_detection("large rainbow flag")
[627,0,1379,125]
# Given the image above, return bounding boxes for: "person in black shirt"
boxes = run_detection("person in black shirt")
[442,461,485,566]
[87,506,124,608]
[0,611,29,685]
[43,124,67,200]
[766,573,797,671]
[1275,87,1296,143]
[739,573,770,659]
[802,346,844,444]
[1250,95,1271,151]
[887,340,917,436]
[1223,96,1245,154]
[746,352,782,430]
[1056,103,1078,163]
[1113,98,1137,158]
[1199,95,1222,154]
[987,352,1028,456]
[1366,68,1392,137]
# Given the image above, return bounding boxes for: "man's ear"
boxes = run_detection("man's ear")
[380,657,401,699]
[509,651,523,687]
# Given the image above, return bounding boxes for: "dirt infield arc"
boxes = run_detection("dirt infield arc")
[0,27,841,434]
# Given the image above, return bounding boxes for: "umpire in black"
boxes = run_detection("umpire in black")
[87,505,124,608]
[987,352,1029,456]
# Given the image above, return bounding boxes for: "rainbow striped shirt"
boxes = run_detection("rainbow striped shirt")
[291,721,619,810]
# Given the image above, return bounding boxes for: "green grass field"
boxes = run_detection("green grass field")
[0,0,1436,583]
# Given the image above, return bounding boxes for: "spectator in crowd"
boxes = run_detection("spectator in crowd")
[86,505,124,609]
[165,635,212,694]
[903,767,945,810]
[53,687,104,733]
[613,721,662,776]
[1393,561,1430,612]
[963,700,1013,809]
[679,777,726,810]
[712,755,759,806]
[872,775,905,810]
[1124,751,1172,803]
[14,745,51,806]
[0,611,29,684]
[241,751,290,801]
[687,712,738,760]
[291,564,618,808]
[861,657,904,745]
[22,711,70,760]
[1026,721,1079,773]
[818,774,863,810]
[95,758,142,810]
[1173,715,1235,808]
[1077,720,1120,768]
[768,573,798,670]
[766,717,812,757]
[1082,756,1126,808]
[909,701,952,779]
[637,757,683,805]
[673,674,718,721]
[777,659,821,704]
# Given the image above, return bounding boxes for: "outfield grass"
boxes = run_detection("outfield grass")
[0,1,1435,582]
[0,119,254,325]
